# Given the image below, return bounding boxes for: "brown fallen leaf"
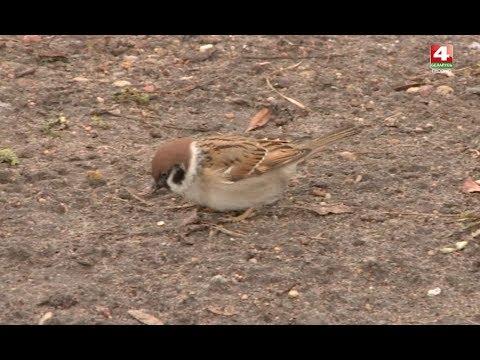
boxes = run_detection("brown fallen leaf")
[127,309,164,325]
[462,177,480,193]
[245,108,272,132]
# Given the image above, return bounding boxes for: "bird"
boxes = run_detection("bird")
[151,125,360,220]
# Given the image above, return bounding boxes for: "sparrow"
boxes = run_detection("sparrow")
[152,126,360,214]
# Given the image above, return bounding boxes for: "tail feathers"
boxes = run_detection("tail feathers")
[307,125,361,153]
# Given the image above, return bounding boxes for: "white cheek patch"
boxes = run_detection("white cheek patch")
[167,142,200,194]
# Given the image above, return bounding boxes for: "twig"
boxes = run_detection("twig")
[268,59,304,77]
[266,77,308,111]
[126,188,153,206]
[384,112,403,121]
[376,211,457,217]
[211,225,246,238]
[164,204,197,210]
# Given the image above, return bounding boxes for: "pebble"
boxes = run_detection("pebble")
[364,100,375,110]
[23,35,42,44]
[156,221,165,226]
[113,80,131,87]
[418,85,433,96]
[199,44,214,52]
[427,287,441,297]
[435,85,454,96]
[288,289,299,298]
[338,151,357,161]
[406,87,420,93]
[73,77,90,82]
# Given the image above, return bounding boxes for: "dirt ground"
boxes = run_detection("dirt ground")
[1,35,480,324]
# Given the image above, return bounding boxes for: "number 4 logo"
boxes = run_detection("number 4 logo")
[431,44,453,69]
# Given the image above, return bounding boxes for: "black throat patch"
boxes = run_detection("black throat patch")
[170,165,186,185]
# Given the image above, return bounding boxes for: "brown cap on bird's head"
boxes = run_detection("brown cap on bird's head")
[151,137,193,187]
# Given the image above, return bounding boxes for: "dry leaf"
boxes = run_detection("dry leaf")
[245,108,272,132]
[462,177,480,193]
[128,309,164,325]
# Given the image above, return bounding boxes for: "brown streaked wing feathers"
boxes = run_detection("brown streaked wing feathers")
[201,136,308,182]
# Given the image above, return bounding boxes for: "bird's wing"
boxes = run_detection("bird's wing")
[200,136,309,182]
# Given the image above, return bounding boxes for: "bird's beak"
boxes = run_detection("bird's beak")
[151,174,168,195]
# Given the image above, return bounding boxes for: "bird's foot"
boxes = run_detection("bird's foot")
[220,207,256,223]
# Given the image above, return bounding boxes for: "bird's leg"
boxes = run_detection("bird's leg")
[220,207,256,223]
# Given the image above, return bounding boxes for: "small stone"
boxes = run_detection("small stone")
[338,151,357,161]
[23,35,42,44]
[364,100,375,110]
[312,188,327,197]
[96,97,104,103]
[435,85,454,96]
[224,113,235,119]
[406,87,420,93]
[141,84,154,93]
[73,77,90,82]
[38,312,53,325]
[149,129,163,138]
[199,44,214,52]
[241,294,249,300]
[113,80,131,87]
[249,258,258,264]
[427,287,441,297]
[156,221,165,226]
[288,289,299,298]
[123,55,138,62]
[418,85,434,96]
